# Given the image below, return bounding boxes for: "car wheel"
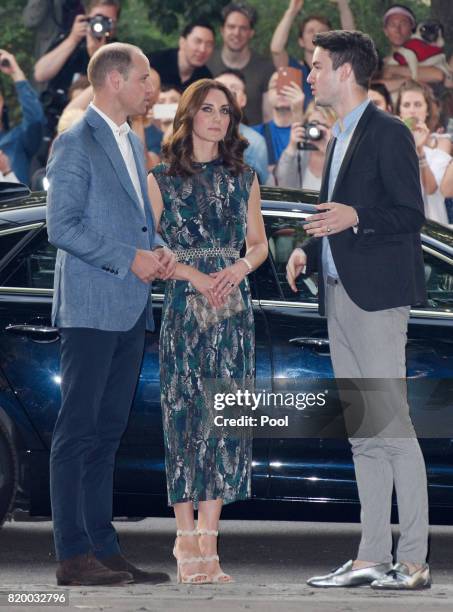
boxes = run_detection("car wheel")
[0,421,18,528]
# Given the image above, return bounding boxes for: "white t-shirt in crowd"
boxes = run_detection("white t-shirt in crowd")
[423,145,451,225]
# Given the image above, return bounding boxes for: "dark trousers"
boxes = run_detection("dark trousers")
[50,312,145,561]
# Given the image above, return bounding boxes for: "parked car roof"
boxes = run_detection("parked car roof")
[0,184,452,255]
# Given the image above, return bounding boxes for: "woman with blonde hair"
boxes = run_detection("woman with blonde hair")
[274,101,336,189]
[147,79,268,584]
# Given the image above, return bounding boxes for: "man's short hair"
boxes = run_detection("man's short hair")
[221,2,257,29]
[313,30,378,90]
[86,0,121,18]
[299,15,332,38]
[87,42,139,89]
[181,20,215,39]
[217,68,247,87]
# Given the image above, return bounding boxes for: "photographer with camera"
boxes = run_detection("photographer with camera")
[0,49,45,185]
[275,101,335,189]
[23,1,85,66]
[33,0,119,134]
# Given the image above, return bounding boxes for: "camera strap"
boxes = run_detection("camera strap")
[263,123,277,166]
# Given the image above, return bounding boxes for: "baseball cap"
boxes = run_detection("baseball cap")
[383,5,416,30]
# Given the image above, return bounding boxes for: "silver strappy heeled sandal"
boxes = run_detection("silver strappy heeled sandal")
[197,528,233,583]
[173,529,210,584]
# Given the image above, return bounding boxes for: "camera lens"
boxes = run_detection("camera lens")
[89,15,113,40]
[305,122,322,141]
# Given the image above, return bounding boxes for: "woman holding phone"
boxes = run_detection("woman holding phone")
[396,79,451,224]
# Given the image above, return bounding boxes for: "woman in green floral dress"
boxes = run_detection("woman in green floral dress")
[148,79,267,584]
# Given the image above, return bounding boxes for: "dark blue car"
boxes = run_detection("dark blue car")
[0,183,452,527]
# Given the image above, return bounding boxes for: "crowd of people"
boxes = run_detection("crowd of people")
[0,0,451,226]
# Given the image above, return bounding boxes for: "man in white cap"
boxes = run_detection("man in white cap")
[380,3,445,92]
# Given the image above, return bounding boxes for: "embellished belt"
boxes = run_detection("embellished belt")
[174,247,240,262]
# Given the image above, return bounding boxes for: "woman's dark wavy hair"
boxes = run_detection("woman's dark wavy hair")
[162,79,248,177]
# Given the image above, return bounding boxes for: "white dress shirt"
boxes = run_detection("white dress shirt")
[89,102,145,210]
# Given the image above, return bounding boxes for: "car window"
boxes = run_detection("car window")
[0,228,56,289]
[0,228,168,294]
[422,250,453,311]
[0,227,37,263]
[260,214,319,303]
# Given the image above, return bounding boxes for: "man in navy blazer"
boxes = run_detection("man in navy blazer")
[287,31,430,590]
[46,42,174,586]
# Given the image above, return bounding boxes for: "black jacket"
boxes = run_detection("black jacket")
[303,102,427,315]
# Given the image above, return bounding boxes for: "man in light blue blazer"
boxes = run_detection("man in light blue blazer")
[46,42,174,587]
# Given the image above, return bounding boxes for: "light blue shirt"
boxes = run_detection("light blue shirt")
[322,98,371,279]
[240,123,269,184]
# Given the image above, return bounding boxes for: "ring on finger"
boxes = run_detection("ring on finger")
[327,226,331,233]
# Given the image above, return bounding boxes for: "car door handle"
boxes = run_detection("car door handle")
[5,324,60,343]
[289,337,330,347]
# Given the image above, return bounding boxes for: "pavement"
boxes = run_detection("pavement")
[0,518,452,611]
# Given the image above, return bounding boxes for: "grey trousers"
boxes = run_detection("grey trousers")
[326,278,429,564]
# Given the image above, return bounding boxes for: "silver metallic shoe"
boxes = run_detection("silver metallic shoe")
[307,560,392,588]
[371,563,431,590]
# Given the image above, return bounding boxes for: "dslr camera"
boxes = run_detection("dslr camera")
[298,121,323,151]
[88,14,114,40]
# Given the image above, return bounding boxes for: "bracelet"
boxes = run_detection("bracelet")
[239,257,253,274]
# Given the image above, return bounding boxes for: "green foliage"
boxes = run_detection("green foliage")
[0,0,34,124]
[0,0,34,73]
[117,0,177,52]
[140,0,228,35]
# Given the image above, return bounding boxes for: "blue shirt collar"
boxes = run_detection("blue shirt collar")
[332,98,370,139]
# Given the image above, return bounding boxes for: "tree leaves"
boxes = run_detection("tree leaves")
[144,0,229,34]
